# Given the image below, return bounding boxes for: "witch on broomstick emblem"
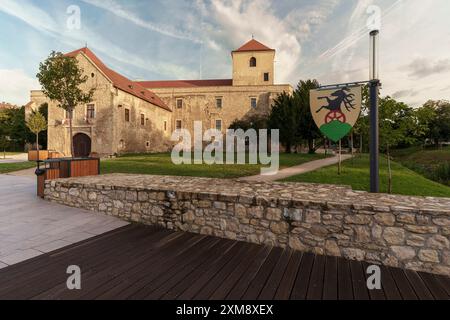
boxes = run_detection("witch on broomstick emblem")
[317,88,357,124]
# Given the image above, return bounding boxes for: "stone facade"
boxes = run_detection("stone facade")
[44,174,450,276]
[28,39,292,157]
[149,85,292,137]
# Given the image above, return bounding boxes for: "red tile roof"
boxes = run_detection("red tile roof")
[65,48,171,112]
[137,79,233,89]
[233,39,275,53]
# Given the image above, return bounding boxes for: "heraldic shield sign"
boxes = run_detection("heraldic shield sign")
[310,86,362,142]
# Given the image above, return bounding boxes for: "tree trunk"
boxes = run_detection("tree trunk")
[360,133,363,154]
[36,133,39,162]
[338,139,342,175]
[387,144,393,194]
[69,109,74,158]
[308,139,314,154]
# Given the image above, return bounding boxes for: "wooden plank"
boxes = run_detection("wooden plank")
[349,261,370,300]
[178,241,244,300]
[134,237,224,300]
[404,269,434,300]
[390,268,418,300]
[379,265,402,300]
[306,255,326,300]
[208,244,263,300]
[225,246,272,300]
[418,272,449,300]
[162,239,237,300]
[96,233,208,300]
[291,252,315,300]
[33,228,173,300]
[241,247,283,300]
[337,258,353,300]
[323,256,338,300]
[258,249,292,300]
[434,274,450,297]
[193,243,254,300]
[361,262,385,300]
[274,251,303,300]
[0,225,151,299]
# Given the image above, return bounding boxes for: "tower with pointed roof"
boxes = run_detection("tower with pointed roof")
[231,39,275,86]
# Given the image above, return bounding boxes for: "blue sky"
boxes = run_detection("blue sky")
[0,0,449,107]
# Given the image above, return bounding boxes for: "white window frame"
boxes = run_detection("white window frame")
[216,97,223,109]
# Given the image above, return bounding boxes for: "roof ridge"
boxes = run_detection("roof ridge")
[65,48,171,112]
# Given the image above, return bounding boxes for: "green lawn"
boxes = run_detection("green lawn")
[282,154,450,198]
[391,146,450,185]
[0,162,36,174]
[101,153,328,179]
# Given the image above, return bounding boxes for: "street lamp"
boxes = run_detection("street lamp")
[369,30,380,193]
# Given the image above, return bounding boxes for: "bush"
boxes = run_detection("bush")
[433,162,450,186]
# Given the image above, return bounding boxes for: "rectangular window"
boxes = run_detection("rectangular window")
[164,121,167,131]
[176,99,183,109]
[215,120,222,131]
[251,98,257,109]
[141,114,145,126]
[216,97,223,109]
[176,120,182,130]
[264,73,270,82]
[125,109,130,122]
[86,104,95,119]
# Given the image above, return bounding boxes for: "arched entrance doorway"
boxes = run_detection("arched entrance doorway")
[73,133,91,158]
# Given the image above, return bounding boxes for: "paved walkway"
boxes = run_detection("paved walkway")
[0,175,129,269]
[240,155,353,182]
[0,153,28,164]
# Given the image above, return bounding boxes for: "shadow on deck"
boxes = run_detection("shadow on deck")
[0,225,449,300]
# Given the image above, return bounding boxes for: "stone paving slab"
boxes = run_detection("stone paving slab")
[0,175,130,267]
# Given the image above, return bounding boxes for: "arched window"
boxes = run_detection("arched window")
[250,57,257,67]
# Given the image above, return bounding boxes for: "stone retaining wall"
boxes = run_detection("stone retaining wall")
[44,174,450,276]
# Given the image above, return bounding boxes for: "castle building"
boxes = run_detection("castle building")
[27,39,293,157]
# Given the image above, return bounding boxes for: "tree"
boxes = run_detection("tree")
[0,110,10,158]
[295,79,323,154]
[268,92,299,153]
[379,97,417,193]
[423,101,450,147]
[229,114,268,131]
[26,111,47,161]
[37,51,95,157]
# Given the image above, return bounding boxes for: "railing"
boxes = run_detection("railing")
[36,157,100,198]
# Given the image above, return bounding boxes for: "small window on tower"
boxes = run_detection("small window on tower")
[176,120,182,130]
[176,99,183,109]
[215,120,222,131]
[125,109,130,122]
[216,97,223,109]
[250,57,257,67]
[141,114,145,126]
[264,73,269,82]
[251,98,257,109]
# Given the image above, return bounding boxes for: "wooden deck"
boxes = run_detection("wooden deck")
[0,225,449,300]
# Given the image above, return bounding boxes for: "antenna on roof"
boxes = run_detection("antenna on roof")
[252,34,254,40]
[85,42,88,48]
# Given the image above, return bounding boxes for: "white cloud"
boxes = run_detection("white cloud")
[81,0,202,44]
[0,0,196,80]
[0,69,40,105]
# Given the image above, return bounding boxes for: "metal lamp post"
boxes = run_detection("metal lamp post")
[369,30,380,193]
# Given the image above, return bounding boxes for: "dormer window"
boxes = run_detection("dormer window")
[250,57,257,67]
